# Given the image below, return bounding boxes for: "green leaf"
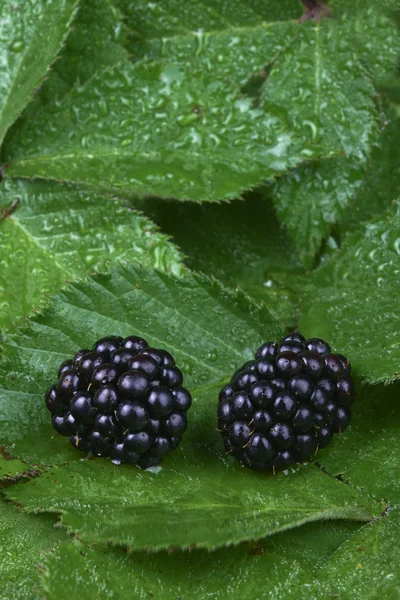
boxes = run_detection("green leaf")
[6,456,379,552]
[0,0,78,146]
[117,0,303,58]
[337,111,400,239]
[309,508,400,599]
[0,180,183,333]
[332,0,400,83]
[1,0,130,155]
[315,381,400,503]
[40,520,362,599]
[53,0,129,89]
[299,201,400,384]
[0,266,381,549]
[0,501,61,600]
[271,156,366,268]
[3,15,380,201]
[135,190,303,321]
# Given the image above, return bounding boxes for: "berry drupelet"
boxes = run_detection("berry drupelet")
[45,335,192,468]
[218,332,355,473]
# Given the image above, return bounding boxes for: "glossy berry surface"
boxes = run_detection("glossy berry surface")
[45,334,192,468]
[219,332,355,472]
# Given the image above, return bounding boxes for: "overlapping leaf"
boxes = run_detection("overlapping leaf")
[0,0,78,145]
[300,201,400,384]
[0,502,61,600]
[136,190,303,321]
[0,266,381,550]
[3,9,380,201]
[0,180,183,333]
[40,520,362,599]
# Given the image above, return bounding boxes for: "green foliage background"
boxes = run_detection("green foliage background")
[0,0,399,597]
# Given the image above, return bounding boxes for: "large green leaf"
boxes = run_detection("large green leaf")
[117,0,302,58]
[271,109,400,267]
[53,0,128,89]
[0,266,381,550]
[332,0,400,83]
[337,112,400,239]
[311,507,400,598]
[0,501,61,600]
[136,190,303,320]
[300,201,400,384]
[0,0,78,146]
[0,180,183,333]
[316,381,400,503]
[40,520,362,599]
[4,13,380,201]
[271,156,366,268]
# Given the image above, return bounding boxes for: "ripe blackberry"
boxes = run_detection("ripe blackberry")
[218,332,355,473]
[45,335,192,468]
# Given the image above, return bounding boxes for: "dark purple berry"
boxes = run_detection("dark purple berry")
[94,414,120,437]
[292,405,314,433]
[276,352,303,378]
[253,410,273,432]
[280,332,306,345]
[124,430,153,454]
[250,381,275,409]
[255,357,276,379]
[111,348,137,369]
[317,378,335,399]
[78,352,103,381]
[172,387,192,412]
[268,422,294,450]
[335,354,352,375]
[300,351,325,379]
[91,363,120,389]
[160,412,188,437]
[58,371,86,399]
[58,360,73,378]
[306,337,331,355]
[335,406,351,433]
[218,401,235,431]
[317,425,334,448]
[90,431,112,455]
[287,375,313,400]
[246,434,275,463]
[278,341,305,354]
[45,384,65,415]
[118,370,150,400]
[336,377,356,406]
[147,436,172,458]
[73,349,91,369]
[70,393,96,424]
[273,392,297,420]
[111,442,139,464]
[93,385,119,414]
[219,384,234,403]
[129,354,159,378]
[309,387,330,412]
[228,421,251,448]
[160,365,183,388]
[93,336,123,359]
[255,342,277,359]
[116,402,148,430]
[123,336,148,353]
[273,450,294,471]
[147,387,174,417]
[231,391,253,420]
[294,433,317,459]
[324,354,344,378]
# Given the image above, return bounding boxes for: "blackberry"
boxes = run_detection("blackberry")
[218,332,355,472]
[45,335,192,468]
